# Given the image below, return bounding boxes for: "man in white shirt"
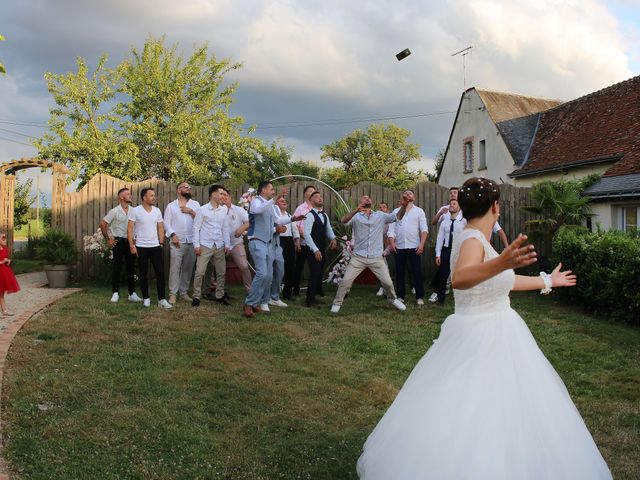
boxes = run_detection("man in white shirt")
[292,185,317,296]
[99,187,142,303]
[217,188,252,295]
[127,187,172,309]
[303,191,337,308]
[433,185,508,248]
[268,195,300,307]
[433,199,466,305]
[192,184,231,307]
[330,195,406,313]
[388,190,429,305]
[164,182,200,304]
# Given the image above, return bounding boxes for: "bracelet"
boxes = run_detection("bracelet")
[539,272,552,295]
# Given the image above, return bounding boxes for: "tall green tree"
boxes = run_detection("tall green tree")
[320,123,421,190]
[117,37,244,184]
[14,179,36,230]
[36,36,301,187]
[35,55,140,186]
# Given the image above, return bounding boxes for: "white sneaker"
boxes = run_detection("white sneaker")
[269,299,288,308]
[330,304,341,313]
[110,292,119,303]
[259,303,270,312]
[428,292,438,303]
[391,298,407,311]
[128,292,142,302]
[158,299,173,309]
[143,298,151,308]
[411,288,416,295]
[376,287,384,297]
[417,298,425,306]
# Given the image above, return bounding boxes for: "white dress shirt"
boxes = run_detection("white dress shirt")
[435,213,467,256]
[303,208,336,253]
[388,205,428,249]
[440,208,501,233]
[226,204,249,248]
[274,207,300,239]
[192,202,231,249]
[163,198,201,243]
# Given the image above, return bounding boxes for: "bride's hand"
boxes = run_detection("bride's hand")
[550,263,577,288]
[499,234,537,270]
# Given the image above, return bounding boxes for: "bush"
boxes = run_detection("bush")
[553,226,640,325]
[35,229,79,265]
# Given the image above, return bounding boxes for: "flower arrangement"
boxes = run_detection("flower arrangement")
[325,235,353,284]
[239,188,256,211]
[83,229,113,262]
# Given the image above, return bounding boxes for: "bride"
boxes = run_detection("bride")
[357,177,612,479]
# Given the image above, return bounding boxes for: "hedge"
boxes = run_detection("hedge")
[552,226,640,325]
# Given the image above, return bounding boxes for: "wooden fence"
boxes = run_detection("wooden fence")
[62,174,536,280]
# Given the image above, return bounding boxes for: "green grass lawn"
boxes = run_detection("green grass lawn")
[14,219,45,240]
[2,285,639,479]
[10,258,44,275]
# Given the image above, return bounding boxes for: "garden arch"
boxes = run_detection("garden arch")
[0,158,71,253]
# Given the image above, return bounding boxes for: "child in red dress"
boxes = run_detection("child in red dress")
[0,232,20,316]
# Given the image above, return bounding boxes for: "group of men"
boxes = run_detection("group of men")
[99,181,508,314]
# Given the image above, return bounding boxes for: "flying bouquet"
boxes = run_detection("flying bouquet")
[83,229,113,262]
[325,236,353,285]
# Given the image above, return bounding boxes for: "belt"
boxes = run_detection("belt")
[249,238,271,244]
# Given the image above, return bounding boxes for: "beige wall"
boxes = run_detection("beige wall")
[439,90,516,188]
[591,202,614,231]
[511,164,613,188]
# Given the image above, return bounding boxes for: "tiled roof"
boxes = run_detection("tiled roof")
[583,173,640,199]
[496,113,540,167]
[476,89,563,123]
[514,75,640,177]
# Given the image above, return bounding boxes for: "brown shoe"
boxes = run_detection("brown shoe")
[243,304,255,318]
[252,305,263,313]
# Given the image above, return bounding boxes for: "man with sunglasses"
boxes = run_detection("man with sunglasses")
[163,182,201,304]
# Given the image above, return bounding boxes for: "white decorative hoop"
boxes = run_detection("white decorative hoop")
[269,174,350,211]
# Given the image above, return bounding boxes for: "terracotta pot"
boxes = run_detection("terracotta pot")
[44,264,71,288]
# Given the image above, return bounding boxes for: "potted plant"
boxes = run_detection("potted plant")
[36,229,78,288]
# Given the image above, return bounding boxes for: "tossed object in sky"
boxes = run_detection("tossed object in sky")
[396,48,411,61]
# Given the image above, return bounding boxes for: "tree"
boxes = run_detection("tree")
[36,36,301,187]
[117,36,245,184]
[14,179,36,230]
[426,148,445,182]
[320,124,421,190]
[35,55,140,186]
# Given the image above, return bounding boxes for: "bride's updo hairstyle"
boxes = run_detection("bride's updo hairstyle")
[457,177,500,221]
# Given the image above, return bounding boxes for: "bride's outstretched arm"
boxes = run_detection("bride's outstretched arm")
[452,234,537,290]
[512,263,577,291]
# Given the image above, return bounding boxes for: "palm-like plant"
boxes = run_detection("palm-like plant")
[521,179,593,243]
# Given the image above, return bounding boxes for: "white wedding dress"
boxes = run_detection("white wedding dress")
[357,228,612,479]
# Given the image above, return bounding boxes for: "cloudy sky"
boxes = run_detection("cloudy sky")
[1,0,638,201]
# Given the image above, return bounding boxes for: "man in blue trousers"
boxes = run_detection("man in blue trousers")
[243,181,304,318]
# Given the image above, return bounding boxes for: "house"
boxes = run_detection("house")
[438,75,640,231]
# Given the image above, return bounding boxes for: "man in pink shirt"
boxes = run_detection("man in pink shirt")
[291,185,316,297]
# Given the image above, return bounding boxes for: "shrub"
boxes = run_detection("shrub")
[553,226,640,325]
[35,229,79,265]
